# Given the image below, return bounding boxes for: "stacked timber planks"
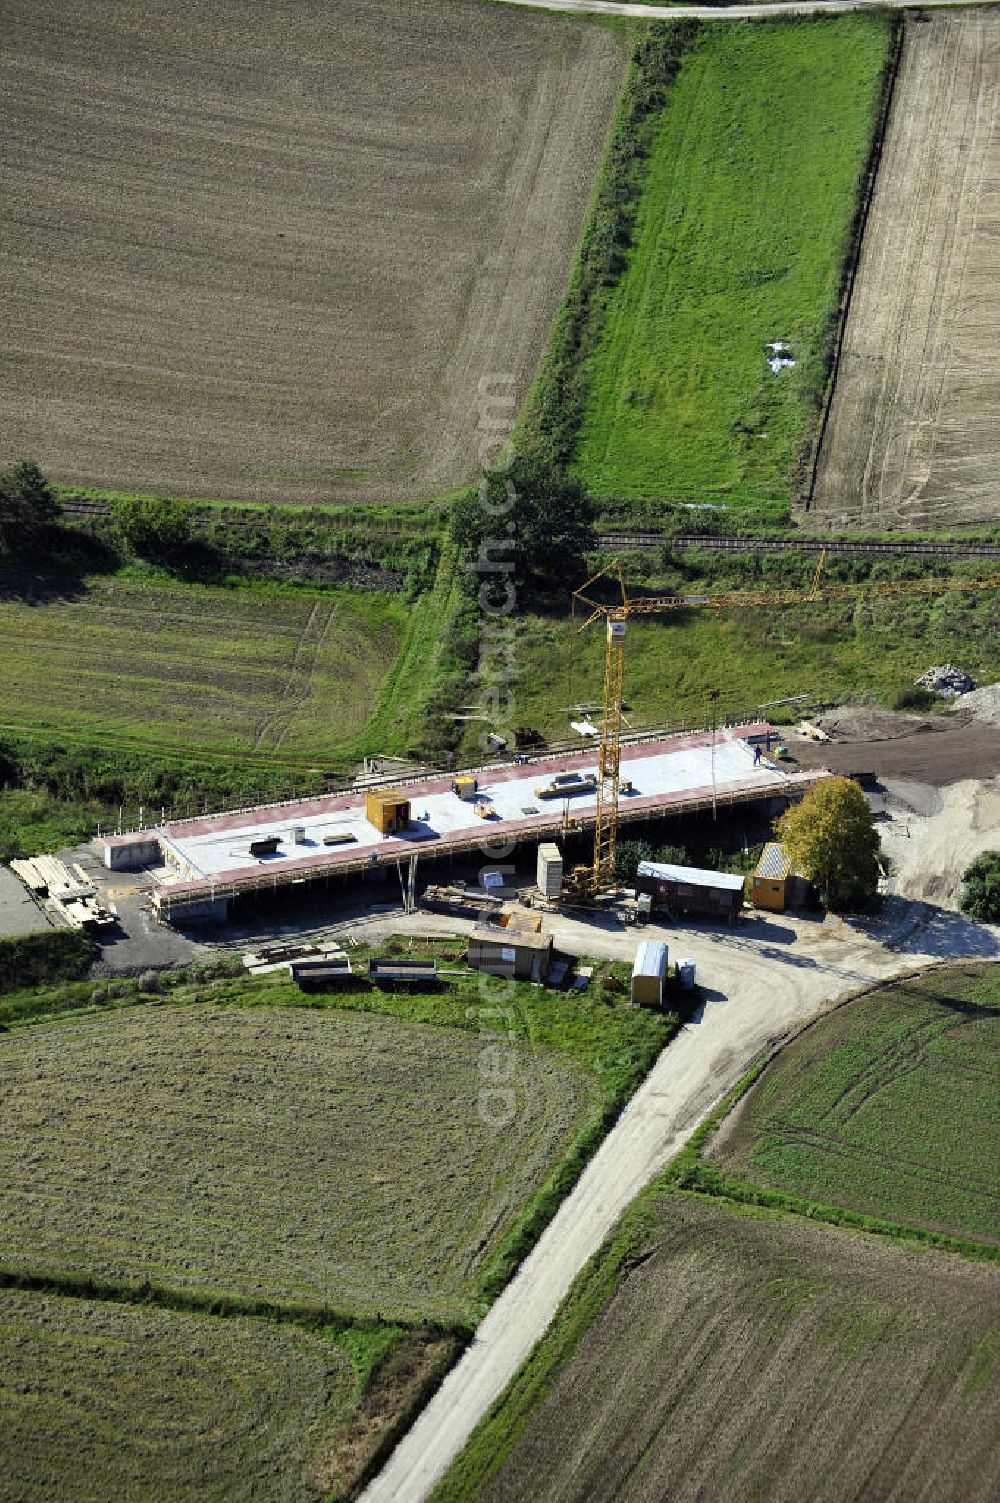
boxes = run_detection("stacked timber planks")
[10,856,115,931]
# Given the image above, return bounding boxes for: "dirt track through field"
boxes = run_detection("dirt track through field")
[813,10,1000,528]
[0,0,622,504]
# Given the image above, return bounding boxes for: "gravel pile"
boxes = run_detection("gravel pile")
[952,682,1000,726]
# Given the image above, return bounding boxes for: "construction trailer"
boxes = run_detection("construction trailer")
[636,860,745,924]
[468,927,552,983]
[631,939,668,1007]
[750,842,812,912]
[364,788,411,836]
[536,842,563,899]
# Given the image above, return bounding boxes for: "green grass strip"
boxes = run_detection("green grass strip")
[573,16,894,518]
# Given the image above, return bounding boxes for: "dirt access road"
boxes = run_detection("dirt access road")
[359,901,1000,1503]
[502,0,997,20]
[813,8,1000,527]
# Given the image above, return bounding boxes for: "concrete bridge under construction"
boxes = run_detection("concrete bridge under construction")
[103,724,826,921]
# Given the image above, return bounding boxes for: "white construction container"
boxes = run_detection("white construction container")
[536,842,563,899]
[631,940,668,1008]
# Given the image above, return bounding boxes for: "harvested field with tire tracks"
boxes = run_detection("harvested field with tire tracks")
[0,0,623,504]
[475,1198,1000,1503]
[0,572,406,762]
[0,1003,599,1323]
[813,10,1000,529]
[0,1287,353,1503]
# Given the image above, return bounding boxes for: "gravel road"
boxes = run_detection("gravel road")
[359,899,996,1502]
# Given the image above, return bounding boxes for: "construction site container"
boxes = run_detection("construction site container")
[536,842,563,898]
[291,825,307,844]
[631,940,668,1007]
[636,860,744,924]
[677,958,697,990]
[751,843,811,912]
[365,788,411,836]
[368,956,438,988]
[453,775,478,801]
[468,928,552,983]
[290,956,352,988]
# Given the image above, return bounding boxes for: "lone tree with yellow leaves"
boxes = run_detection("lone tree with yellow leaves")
[776,775,881,911]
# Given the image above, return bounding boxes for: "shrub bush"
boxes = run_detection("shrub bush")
[958,851,1000,924]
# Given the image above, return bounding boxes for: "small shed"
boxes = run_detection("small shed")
[365,788,411,836]
[751,842,811,912]
[636,860,744,923]
[631,940,668,1007]
[468,927,552,983]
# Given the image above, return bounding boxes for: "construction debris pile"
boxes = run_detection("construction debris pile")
[916,664,975,697]
[10,856,115,932]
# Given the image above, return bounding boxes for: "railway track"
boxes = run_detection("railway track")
[598,531,1000,559]
[58,502,1000,559]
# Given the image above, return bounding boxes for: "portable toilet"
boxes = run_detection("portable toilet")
[631,939,668,1007]
[677,958,697,990]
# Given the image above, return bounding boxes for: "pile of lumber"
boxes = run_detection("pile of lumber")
[421,883,503,920]
[10,856,116,931]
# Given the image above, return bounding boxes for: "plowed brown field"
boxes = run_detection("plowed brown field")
[0,0,622,504]
[812,11,1000,530]
[479,1200,1000,1503]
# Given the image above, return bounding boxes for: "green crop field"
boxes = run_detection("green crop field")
[573,17,890,517]
[455,1199,1000,1503]
[0,997,603,1323]
[708,964,1000,1244]
[0,571,408,765]
[0,1288,353,1503]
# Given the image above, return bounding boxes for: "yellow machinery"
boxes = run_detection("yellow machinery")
[570,555,1000,898]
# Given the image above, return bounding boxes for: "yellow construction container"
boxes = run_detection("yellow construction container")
[365,788,411,835]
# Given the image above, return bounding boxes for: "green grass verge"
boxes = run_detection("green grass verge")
[572,16,892,517]
[431,1171,664,1503]
[498,554,1000,750]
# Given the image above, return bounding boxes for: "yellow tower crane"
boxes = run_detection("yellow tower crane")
[570,553,1000,898]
